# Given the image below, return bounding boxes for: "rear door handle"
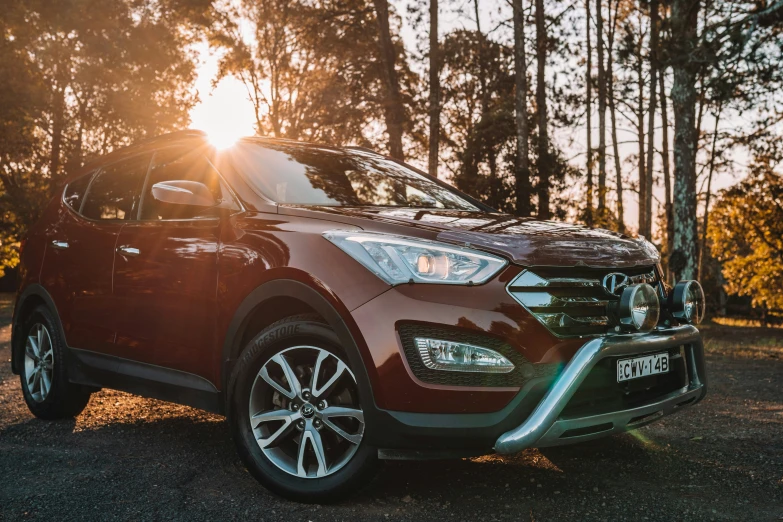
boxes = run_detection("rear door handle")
[51,240,69,250]
[117,245,140,257]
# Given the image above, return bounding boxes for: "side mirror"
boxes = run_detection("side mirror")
[151,180,217,208]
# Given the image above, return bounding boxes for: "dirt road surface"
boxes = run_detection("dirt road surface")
[1,293,781,521]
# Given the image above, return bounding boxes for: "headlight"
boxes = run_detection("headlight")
[323,231,507,285]
[670,280,705,324]
[618,283,660,332]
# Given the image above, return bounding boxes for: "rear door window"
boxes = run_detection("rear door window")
[81,155,151,220]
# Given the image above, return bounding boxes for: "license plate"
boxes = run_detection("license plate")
[617,352,669,382]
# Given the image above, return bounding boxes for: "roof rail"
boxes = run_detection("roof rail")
[344,145,380,155]
[131,129,208,148]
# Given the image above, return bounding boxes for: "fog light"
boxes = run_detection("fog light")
[415,338,515,373]
[618,283,660,332]
[670,280,705,324]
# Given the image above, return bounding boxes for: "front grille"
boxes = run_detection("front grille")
[506,266,659,337]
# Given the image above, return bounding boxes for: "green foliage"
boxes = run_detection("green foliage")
[0,0,203,275]
[708,159,783,312]
[209,0,416,151]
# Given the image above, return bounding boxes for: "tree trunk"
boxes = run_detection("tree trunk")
[637,47,646,236]
[659,71,674,279]
[608,49,624,232]
[596,0,607,216]
[50,85,65,190]
[608,0,624,232]
[535,0,551,219]
[371,0,405,160]
[585,0,594,226]
[513,0,532,216]
[699,103,722,280]
[428,0,440,178]
[643,0,659,239]
[670,0,701,281]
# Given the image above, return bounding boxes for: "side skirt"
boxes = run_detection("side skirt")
[68,348,224,415]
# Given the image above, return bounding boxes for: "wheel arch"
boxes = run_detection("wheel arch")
[11,284,64,375]
[220,279,377,412]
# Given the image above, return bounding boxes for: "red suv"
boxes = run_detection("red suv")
[11,130,707,502]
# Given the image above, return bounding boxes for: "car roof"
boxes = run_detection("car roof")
[67,131,384,184]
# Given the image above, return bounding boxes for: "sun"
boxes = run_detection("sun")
[190,46,257,149]
[204,126,247,149]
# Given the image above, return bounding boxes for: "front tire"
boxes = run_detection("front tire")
[19,305,92,419]
[228,315,378,503]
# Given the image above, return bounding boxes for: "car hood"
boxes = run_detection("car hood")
[281,206,660,268]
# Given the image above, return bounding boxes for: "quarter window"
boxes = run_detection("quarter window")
[63,172,94,212]
[81,155,151,220]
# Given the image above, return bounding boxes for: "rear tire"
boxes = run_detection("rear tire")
[19,305,92,420]
[228,315,378,503]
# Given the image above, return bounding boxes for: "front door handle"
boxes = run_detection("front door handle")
[51,240,69,250]
[117,245,140,257]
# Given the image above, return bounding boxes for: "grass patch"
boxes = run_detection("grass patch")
[700,320,783,360]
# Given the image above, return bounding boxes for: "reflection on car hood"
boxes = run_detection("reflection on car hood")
[293,206,660,268]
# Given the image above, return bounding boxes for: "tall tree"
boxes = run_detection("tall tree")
[669,0,700,280]
[585,0,594,225]
[441,29,516,211]
[514,0,532,216]
[699,103,721,279]
[428,0,440,177]
[472,0,502,204]
[642,0,660,238]
[596,0,608,218]
[659,72,674,273]
[371,0,406,159]
[607,0,624,231]
[212,0,397,147]
[535,0,551,219]
[634,15,648,238]
[0,0,202,274]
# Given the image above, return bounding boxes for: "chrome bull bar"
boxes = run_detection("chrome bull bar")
[494,325,705,454]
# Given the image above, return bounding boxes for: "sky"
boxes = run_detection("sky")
[188,0,742,237]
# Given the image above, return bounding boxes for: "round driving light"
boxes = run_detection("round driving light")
[618,283,660,332]
[670,280,705,324]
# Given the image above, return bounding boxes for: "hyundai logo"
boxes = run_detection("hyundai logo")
[602,271,657,296]
[602,272,631,295]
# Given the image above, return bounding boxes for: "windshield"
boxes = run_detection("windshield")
[221,141,479,210]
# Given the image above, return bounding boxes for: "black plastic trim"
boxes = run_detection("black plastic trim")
[11,284,65,376]
[370,376,557,451]
[68,348,222,414]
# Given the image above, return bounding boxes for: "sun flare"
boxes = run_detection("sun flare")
[190,48,256,149]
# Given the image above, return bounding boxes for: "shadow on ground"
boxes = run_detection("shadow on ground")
[1,302,781,521]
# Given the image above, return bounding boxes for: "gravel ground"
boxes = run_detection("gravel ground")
[1,293,781,521]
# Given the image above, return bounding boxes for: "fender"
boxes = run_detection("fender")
[10,284,65,375]
[220,278,379,414]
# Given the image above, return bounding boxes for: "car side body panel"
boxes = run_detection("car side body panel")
[215,212,392,389]
[112,218,223,380]
[39,207,122,354]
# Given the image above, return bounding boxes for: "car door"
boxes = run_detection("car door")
[40,154,151,353]
[112,146,240,382]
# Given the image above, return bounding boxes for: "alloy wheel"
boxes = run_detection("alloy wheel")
[24,323,55,403]
[249,346,365,479]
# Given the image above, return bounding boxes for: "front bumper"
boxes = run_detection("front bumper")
[493,324,706,454]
